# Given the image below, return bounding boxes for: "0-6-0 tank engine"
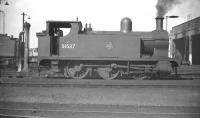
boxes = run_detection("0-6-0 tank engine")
[36,17,178,79]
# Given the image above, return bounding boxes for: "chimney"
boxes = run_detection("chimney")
[156,17,164,31]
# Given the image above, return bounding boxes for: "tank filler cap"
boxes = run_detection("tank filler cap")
[120,17,132,33]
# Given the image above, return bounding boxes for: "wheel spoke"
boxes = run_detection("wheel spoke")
[64,65,89,79]
[97,67,119,80]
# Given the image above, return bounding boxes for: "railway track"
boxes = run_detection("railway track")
[1,77,200,87]
[1,66,200,118]
[0,102,200,118]
[1,86,200,118]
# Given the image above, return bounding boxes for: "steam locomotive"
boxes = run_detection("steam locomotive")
[36,17,179,79]
[0,34,18,69]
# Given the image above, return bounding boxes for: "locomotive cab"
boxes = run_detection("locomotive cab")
[47,21,82,56]
[37,21,82,58]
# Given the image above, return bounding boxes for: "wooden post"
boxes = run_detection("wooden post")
[188,31,193,65]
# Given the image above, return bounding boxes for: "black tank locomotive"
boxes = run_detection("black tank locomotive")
[36,17,178,79]
[0,34,18,69]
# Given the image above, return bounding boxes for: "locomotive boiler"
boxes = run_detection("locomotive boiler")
[36,17,178,79]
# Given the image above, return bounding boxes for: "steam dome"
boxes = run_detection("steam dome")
[120,17,132,33]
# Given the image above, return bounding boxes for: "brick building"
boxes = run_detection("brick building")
[170,16,200,65]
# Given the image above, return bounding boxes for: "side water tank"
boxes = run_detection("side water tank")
[120,17,132,33]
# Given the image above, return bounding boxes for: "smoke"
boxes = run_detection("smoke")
[165,0,200,19]
[183,0,200,18]
[156,0,181,17]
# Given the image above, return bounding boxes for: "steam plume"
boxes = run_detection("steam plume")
[156,0,181,17]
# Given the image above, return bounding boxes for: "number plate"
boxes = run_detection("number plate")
[61,43,75,49]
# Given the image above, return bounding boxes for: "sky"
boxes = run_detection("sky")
[0,0,200,48]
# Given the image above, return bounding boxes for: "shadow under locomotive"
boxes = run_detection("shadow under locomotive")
[36,17,180,80]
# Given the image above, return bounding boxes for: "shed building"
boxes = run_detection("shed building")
[170,16,200,65]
